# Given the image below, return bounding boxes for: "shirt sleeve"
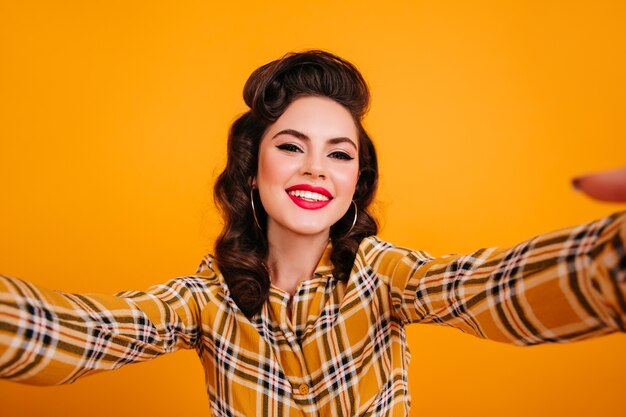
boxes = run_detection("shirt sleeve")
[387,211,626,345]
[0,267,216,386]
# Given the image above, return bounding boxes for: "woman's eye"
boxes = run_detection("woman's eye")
[329,151,354,161]
[276,143,303,153]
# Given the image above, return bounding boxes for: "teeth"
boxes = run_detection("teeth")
[287,190,330,202]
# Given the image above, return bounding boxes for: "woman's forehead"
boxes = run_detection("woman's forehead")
[264,96,359,143]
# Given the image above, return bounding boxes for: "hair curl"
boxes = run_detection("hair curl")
[213,50,378,318]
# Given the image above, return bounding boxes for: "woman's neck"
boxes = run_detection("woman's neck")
[266,223,329,297]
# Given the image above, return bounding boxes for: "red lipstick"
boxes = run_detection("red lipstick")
[285,184,333,210]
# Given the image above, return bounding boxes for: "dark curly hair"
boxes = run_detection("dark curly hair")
[213,50,379,318]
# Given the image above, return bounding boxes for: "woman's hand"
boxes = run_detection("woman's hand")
[573,166,626,202]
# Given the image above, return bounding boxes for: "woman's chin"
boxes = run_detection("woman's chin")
[283,222,331,238]
[266,216,335,239]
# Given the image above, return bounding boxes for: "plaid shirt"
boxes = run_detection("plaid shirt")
[1,211,625,416]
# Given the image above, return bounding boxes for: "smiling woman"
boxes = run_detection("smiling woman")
[256,98,360,237]
[213,51,378,318]
[256,96,363,304]
[1,49,626,417]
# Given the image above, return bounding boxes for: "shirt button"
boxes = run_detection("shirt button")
[298,383,309,395]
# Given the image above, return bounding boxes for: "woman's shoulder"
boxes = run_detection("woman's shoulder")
[356,235,422,256]
[194,253,229,285]
[354,235,434,272]
[195,252,219,276]
[148,253,229,305]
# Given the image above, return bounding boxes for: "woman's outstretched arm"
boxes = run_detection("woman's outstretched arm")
[383,210,625,345]
[0,267,216,386]
[381,167,626,345]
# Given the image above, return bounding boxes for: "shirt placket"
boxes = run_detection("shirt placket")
[269,287,318,415]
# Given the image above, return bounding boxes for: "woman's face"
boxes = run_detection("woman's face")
[255,96,360,238]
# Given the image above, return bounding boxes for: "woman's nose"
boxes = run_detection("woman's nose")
[302,153,326,179]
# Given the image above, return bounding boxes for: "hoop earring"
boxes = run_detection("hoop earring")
[343,200,358,238]
[250,188,262,231]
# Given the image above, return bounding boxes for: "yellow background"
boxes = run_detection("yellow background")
[1,1,625,416]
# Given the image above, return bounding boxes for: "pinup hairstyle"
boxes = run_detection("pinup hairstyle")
[213,50,379,318]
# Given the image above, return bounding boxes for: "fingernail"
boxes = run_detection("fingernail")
[571,178,582,191]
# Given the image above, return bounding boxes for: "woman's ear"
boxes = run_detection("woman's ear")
[250,176,257,189]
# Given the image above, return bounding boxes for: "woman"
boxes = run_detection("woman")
[1,50,625,416]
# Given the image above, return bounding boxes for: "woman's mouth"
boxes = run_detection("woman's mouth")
[287,189,330,202]
[285,184,333,210]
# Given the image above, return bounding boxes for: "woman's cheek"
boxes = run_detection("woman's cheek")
[335,165,360,194]
[259,151,293,186]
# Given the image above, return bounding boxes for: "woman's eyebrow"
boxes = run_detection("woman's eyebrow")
[272,129,357,150]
